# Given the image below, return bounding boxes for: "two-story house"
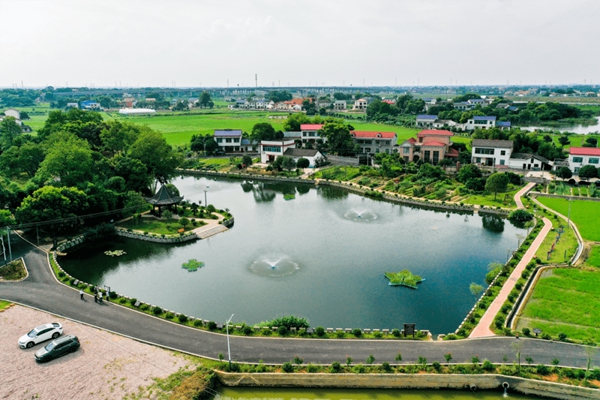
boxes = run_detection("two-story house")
[416,115,438,128]
[471,139,514,167]
[399,130,458,164]
[351,131,397,155]
[465,116,496,131]
[214,129,243,152]
[300,124,324,144]
[260,139,296,163]
[569,147,600,174]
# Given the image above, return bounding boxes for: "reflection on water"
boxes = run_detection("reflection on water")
[522,117,600,134]
[215,386,537,400]
[482,214,505,233]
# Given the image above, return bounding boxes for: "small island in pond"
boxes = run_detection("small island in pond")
[182,259,205,272]
[385,269,424,289]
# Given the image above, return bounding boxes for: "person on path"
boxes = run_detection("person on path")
[98,291,103,303]
[79,289,84,300]
[94,293,98,303]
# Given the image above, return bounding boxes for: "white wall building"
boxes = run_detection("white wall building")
[260,139,296,163]
[569,147,600,174]
[416,115,437,128]
[465,116,496,131]
[471,139,513,167]
[300,124,324,144]
[214,129,243,152]
[283,148,325,168]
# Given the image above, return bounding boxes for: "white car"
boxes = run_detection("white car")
[18,323,63,349]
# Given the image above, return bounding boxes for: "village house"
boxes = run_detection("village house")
[568,147,600,174]
[333,100,347,111]
[300,124,324,144]
[398,130,458,164]
[283,148,326,168]
[351,131,397,155]
[260,139,296,163]
[416,114,438,128]
[214,129,243,152]
[465,116,496,131]
[471,139,513,167]
[352,98,369,110]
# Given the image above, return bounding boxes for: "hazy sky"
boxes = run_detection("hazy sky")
[1,0,599,88]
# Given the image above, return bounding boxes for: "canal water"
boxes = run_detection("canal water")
[214,386,538,400]
[522,116,600,134]
[60,176,525,334]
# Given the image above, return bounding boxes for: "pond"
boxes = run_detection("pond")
[522,117,600,134]
[214,386,538,400]
[60,176,525,334]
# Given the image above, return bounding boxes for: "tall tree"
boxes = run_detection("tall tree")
[0,116,22,151]
[485,172,509,200]
[319,121,354,155]
[251,122,277,142]
[36,133,94,187]
[15,186,88,224]
[129,130,182,184]
[198,91,213,108]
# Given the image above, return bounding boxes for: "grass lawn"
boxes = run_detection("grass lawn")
[313,166,362,181]
[117,217,205,235]
[535,213,578,264]
[585,245,600,268]
[537,197,600,241]
[0,300,11,311]
[461,185,522,208]
[517,268,600,343]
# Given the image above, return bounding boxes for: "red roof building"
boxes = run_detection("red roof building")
[420,140,446,147]
[351,131,396,139]
[417,129,454,138]
[300,124,324,131]
[569,147,600,156]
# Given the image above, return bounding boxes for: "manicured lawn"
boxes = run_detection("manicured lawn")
[586,245,600,268]
[461,185,522,208]
[535,213,578,264]
[313,166,362,181]
[517,268,600,343]
[117,217,205,235]
[0,300,10,311]
[537,197,600,241]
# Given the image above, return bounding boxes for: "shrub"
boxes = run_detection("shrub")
[165,312,174,320]
[193,319,203,327]
[381,362,392,372]
[482,359,495,371]
[119,298,127,304]
[140,304,149,311]
[69,278,76,285]
[373,331,383,338]
[536,364,550,375]
[392,328,401,337]
[278,326,288,336]
[178,314,188,323]
[307,364,318,373]
[335,330,345,338]
[558,332,567,341]
[243,325,253,335]
[282,362,294,373]
[208,321,217,330]
[293,355,303,365]
[352,328,362,338]
[432,361,442,372]
[153,306,162,315]
[315,326,325,337]
[522,327,531,336]
[58,271,65,278]
[330,361,342,373]
[297,158,310,168]
[353,364,366,373]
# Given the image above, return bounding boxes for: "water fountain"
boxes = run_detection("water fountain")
[249,255,300,277]
[344,209,378,222]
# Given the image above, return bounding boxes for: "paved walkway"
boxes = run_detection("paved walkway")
[470,181,551,338]
[2,236,599,368]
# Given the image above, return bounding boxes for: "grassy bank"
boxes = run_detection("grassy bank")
[517,268,600,344]
[536,197,600,241]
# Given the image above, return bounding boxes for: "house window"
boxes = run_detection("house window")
[424,150,431,161]
[476,157,481,163]
[572,157,583,163]
[263,146,281,152]
[376,148,380,153]
[216,138,223,143]
[233,138,240,142]
[403,147,409,154]
[589,158,599,164]
[226,138,232,143]
[500,160,505,165]
[500,150,506,156]
[432,151,439,164]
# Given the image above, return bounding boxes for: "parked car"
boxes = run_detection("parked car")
[35,335,80,362]
[214,149,225,156]
[18,323,63,349]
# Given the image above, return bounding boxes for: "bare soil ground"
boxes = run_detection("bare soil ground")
[0,304,192,400]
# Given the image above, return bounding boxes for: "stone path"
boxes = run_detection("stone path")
[469,181,550,338]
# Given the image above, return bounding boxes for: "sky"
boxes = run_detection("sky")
[1,0,599,88]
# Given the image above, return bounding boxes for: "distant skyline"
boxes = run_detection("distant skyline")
[1,0,599,88]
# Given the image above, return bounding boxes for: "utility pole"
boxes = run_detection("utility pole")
[226,314,234,368]
[6,227,12,262]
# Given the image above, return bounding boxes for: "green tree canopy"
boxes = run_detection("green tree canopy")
[485,172,510,200]
[555,166,573,180]
[15,186,88,224]
[129,130,182,184]
[456,164,482,183]
[283,113,310,131]
[578,165,598,180]
[251,122,277,142]
[36,132,94,187]
[319,121,354,155]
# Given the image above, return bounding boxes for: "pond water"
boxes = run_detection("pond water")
[214,386,538,400]
[60,176,525,334]
[522,117,600,134]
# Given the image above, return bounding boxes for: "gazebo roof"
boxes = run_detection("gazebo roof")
[146,185,183,206]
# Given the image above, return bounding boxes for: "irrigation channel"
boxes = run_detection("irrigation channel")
[60,175,526,335]
[214,386,535,400]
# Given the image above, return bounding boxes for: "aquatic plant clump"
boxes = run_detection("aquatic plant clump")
[182,259,205,272]
[385,269,424,289]
[104,250,126,257]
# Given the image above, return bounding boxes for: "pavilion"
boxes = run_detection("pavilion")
[145,185,183,216]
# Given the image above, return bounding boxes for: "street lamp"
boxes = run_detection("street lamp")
[226,313,234,368]
[204,189,208,207]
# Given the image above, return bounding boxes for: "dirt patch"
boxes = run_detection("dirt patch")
[0,305,192,399]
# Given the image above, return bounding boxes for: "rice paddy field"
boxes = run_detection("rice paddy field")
[536,197,600,241]
[517,268,600,343]
[586,245,600,268]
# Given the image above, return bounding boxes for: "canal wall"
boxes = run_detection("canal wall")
[216,371,599,400]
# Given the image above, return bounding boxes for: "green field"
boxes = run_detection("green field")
[535,213,578,264]
[537,197,600,241]
[517,268,600,343]
[586,245,600,268]
[461,185,522,208]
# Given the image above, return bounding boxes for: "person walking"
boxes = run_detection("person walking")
[79,289,84,300]
[94,293,98,303]
[98,291,103,303]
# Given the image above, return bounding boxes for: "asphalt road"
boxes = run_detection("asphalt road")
[2,236,599,368]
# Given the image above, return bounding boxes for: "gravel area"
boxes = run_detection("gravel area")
[0,304,193,400]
